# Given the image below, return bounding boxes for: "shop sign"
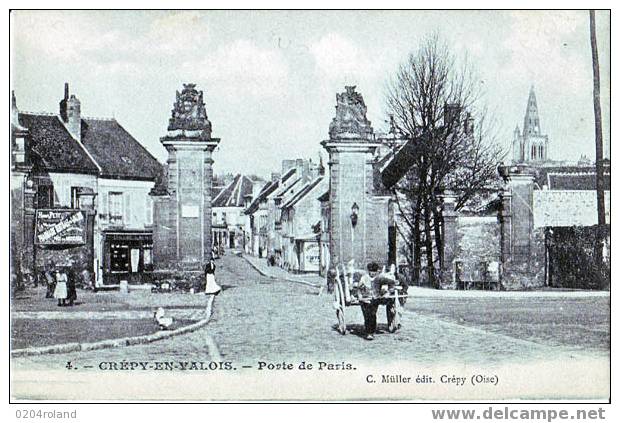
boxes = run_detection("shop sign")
[35,210,86,245]
[303,242,320,271]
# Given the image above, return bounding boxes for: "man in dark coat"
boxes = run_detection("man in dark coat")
[66,269,77,306]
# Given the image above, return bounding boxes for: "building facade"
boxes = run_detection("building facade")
[280,175,327,273]
[211,174,261,250]
[10,84,161,287]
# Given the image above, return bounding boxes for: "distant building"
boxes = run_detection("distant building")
[512,86,550,164]
[280,173,327,273]
[244,158,322,261]
[211,174,261,250]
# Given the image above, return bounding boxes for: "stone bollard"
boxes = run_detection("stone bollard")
[120,280,129,294]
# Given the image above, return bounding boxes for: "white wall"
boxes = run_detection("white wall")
[35,172,98,208]
[533,190,610,228]
[97,178,155,230]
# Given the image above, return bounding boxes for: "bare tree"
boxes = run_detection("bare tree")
[386,34,503,287]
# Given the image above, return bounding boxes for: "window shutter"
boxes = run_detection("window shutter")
[145,196,153,225]
[124,193,131,225]
[100,192,108,220]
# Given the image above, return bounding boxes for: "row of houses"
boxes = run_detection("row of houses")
[243,158,328,273]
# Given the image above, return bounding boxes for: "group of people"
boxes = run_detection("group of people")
[41,264,78,307]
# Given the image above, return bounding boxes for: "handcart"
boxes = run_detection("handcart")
[330,263,409,335]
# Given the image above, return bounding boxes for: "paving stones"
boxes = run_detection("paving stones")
[11,255,609,371]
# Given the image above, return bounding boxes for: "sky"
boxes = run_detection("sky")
[11,10,611,177]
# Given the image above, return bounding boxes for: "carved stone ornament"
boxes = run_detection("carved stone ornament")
[166,83,212,140]
[328,86,374,141]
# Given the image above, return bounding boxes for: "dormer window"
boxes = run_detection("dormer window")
[121,156,132,164]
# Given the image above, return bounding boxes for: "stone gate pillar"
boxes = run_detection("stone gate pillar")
[152,84,220,269]
[499,166,535,261]
[321,86,385,269]
[498,188,512,263]
[498,164,544,289]
[440,191,458,288]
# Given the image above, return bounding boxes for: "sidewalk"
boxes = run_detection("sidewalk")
[406,286,610,298]
[242,254,324,288]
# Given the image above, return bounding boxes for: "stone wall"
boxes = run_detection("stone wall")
[365,197,390,266]
[501,227,546,290]
[152,196,177,267]
[446,216,501,289]
[327,149,387,269]
[534,190,611,228]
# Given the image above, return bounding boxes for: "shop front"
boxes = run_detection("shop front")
[295,236,321,273]
[101,230,153,286]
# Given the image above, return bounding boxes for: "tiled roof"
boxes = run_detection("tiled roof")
[81,118,162,181]
[534,165,611,191]
[246,168,300,213]
[547,173,611,191]
[274,177,301,199]
[18,113,99,174]
[282,177,324,209]
[280,168,297,183]
[18,113,163,181]
[380,134,426,190]
[213,174,254,207]
[245,181,279,215]
[150,164,169,196]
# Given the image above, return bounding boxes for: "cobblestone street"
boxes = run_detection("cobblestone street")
[11,254,609,372]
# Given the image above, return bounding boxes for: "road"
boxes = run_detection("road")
[11,254,609,371]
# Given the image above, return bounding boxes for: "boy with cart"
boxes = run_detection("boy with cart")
[359,262,397,340]
[330,260,406,340]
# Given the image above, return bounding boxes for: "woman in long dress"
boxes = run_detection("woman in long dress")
[53,269,68,306]
[204,259,221,295]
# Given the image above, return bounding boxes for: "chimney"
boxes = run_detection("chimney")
[11,90,18,126]
[281,159,295,174]
[271,172,281,182]
[303,159,310,181]
[295,158,305,180]
[59,83,81,142]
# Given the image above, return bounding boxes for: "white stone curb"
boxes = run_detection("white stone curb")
[11,295,216,358]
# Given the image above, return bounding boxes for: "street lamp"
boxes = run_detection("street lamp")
[350,202,359,228]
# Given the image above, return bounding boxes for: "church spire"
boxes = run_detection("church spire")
[523,85,540,136]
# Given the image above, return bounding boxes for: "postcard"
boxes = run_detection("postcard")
[9,9,610,402]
